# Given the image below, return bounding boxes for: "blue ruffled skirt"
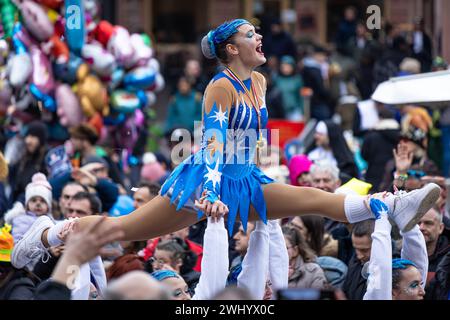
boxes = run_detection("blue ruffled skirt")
[160,152,274,235]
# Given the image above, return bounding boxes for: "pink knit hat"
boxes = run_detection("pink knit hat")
[140,153,167,182]
[25,173,53,209]
[288,155,313,186]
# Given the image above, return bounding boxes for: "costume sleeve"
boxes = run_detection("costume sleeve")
[268,220,289,291]
[192,217,229,300]
[363,214,393,300]
[401,225,428,288]
[237,221,269,299]
[201,85,232,204]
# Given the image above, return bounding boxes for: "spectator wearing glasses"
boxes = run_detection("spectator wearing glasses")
[150,238,200,294]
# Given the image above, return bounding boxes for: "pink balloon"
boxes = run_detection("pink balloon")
[134,109,145,127]
[55,83,84,127]
[19,0,54,42]
[30,46,55,94]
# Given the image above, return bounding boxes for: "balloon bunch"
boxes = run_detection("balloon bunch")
[0,0,164,167]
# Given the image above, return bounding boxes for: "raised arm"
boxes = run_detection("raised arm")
[237,221,270,299]
[401,225,428,288]
[268,220,289,292]
[363,213,393,300]
[192,217,229,300]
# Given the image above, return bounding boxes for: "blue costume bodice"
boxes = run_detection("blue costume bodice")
[161,71,273,233]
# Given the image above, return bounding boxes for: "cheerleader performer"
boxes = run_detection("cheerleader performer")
[12,19,440,270]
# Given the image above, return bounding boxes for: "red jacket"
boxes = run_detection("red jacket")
[142,237,203,272]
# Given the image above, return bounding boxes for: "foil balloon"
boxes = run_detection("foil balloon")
[81,43,116,77]
[108,68,124,90]
[134,108,145,127]
[93,20,114,47]
[53,53,88,84]
[18,0,54,42]
[123,66,156,90]
[65,0,85,54]
[30,46,55,94]
[48,34,70,62]
[8,33,32,88]
[0,40,9,65]
[84,0,100,19]
[107,26,134,67]
[0,67,12,112]
[29,83,57,112]
[55,83,84,126]
[110,89,147,114]
[75,73,109,117]
[103,112,126,126]
[128,33,153,68]
[87,111,103,137]
[0,0,18,39]
[35,0,64,10]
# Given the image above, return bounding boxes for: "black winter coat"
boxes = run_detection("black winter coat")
[361,123,400,192]
[342,254,367,300]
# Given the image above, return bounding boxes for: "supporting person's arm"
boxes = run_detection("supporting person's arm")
[268,220,289,292]
[237,221,269,299]
[192,217,229,300]
[400,225,428,288]
[363,214,393,300]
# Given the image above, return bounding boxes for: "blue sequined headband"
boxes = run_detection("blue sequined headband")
[151,269,180,281]
[392,258,417,270]
[207,19,250,58]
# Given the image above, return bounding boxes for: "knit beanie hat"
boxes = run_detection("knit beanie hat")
[25,173,53,210]
[140,152,167,182]
[288,154,313,186]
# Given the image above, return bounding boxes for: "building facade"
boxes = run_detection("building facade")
[111,0,450,63]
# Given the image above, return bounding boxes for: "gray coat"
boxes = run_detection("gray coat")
[288,256,328,289]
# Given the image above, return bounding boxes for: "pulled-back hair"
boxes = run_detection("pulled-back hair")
[156,238,198,274]
[282,225,317,263]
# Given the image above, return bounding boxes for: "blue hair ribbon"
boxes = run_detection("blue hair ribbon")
[151,269,180,281]
[208,19,250,58]
[392,258,417,270]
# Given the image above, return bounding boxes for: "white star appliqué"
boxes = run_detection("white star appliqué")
[209,107,228,128]
[205,160,221,189]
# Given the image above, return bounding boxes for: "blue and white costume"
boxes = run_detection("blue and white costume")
[161,70,274,233]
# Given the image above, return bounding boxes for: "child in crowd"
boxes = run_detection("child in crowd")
[11,173,53,243]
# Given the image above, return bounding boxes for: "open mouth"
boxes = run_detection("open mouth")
[256,44,264,55]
